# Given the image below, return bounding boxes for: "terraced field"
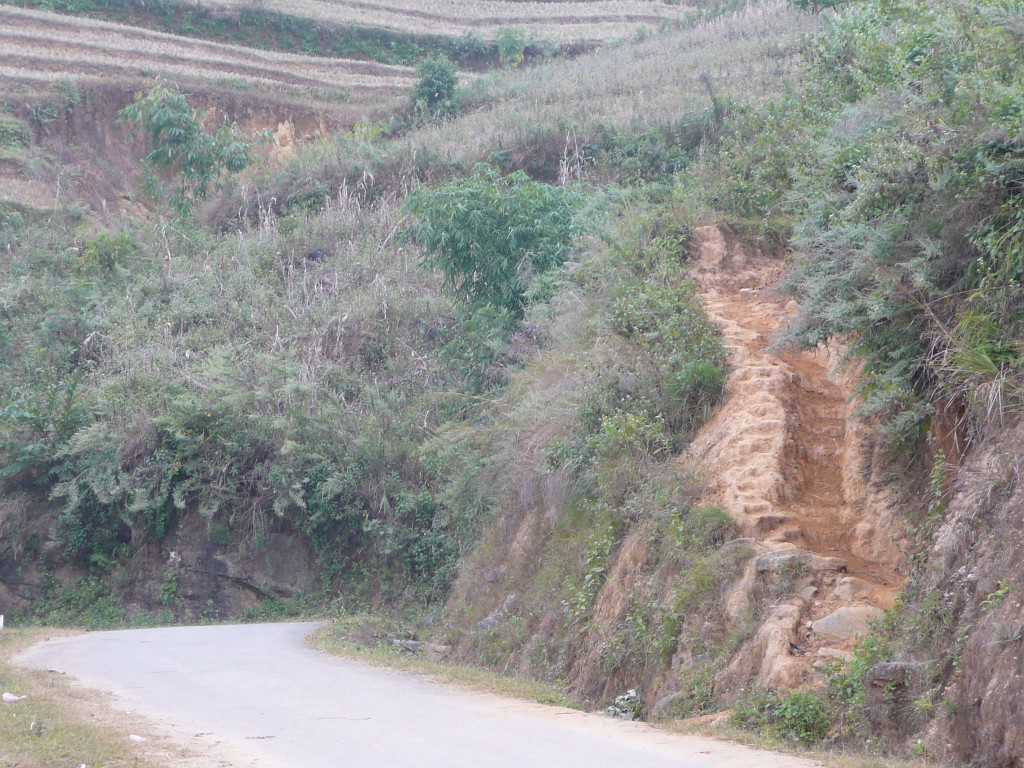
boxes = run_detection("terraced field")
[0,5,415,106]
[109,0,695,45]
[405,1,811,166]
[0,5,421,215]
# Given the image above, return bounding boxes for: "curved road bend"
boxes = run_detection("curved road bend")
[16,622,819,768]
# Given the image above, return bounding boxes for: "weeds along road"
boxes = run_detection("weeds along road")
[16,623,819,768]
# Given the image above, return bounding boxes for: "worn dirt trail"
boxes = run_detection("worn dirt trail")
[688,227,903,691]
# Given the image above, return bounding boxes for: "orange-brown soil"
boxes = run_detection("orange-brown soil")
[688,226,906,693]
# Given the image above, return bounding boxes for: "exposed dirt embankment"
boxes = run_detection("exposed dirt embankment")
[687,226,908,694]
[443,226,911,713]
[0,488,317,621]
[1,83,343,217]
[908,417,1024,766]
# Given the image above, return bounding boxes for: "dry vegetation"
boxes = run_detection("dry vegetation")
[193,0,700,43]
[253,0,811,198]
[434,0,809,151]
[0,5,414,104]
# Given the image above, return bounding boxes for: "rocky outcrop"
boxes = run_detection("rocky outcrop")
[910,418,1024,766]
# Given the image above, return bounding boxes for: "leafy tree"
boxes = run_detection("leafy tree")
[118,83,256,215]
[413,56,459,117]
[496,27,527,69]
[403,165,581,316]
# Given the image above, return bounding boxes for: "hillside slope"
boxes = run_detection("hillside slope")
[438,225,910,713]
[0,5,410,215]
[2,0,1023,765]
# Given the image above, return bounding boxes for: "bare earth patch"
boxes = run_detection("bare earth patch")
[688,226,907,693]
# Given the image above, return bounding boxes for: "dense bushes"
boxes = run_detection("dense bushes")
[118,84,257,215]
[0,194,472,604]
[775,1,1021,436]
[732,689,832,746]
[413,57,459,117]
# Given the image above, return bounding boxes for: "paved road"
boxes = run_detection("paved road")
[16,623,818,768]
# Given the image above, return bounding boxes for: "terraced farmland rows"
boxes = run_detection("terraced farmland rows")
[406,1,811,166]
[195,0,696,43]
[0,5,419,215]
[0,6,415,103]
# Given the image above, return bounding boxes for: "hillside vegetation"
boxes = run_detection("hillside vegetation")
[1,0,1023,765]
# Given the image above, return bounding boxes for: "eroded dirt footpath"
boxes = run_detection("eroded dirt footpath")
[689,226,903,691]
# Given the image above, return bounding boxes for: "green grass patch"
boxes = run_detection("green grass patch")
[0,116,29,150]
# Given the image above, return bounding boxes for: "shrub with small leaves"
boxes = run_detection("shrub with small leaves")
[404,165,581,317]
[413,56,459,117]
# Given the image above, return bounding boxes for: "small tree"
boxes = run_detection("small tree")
[496,27,527,69]
[403,165,580,317]
[118,83,256,215]
[413,56,459,117]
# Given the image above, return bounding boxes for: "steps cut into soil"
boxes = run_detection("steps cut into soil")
[687,226,906,694]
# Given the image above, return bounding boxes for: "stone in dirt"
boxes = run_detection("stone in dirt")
[810,605,883,643]
[755,549,846,573]
[833,576,875,601]
[475,615,499,630]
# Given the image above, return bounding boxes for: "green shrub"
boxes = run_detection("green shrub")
[24,575,127,629]
[0,116,28,150]
[732,688,831,746]
[403,165,581,317]
[496,27,527,69]
[80,230,137,274]
[674,504,735,549]
[664,361,726,435]
[440,304,517,394]
[413,56,459,117]
[118,83,257,215]
[0,203,25,231]
[773,691,831,745]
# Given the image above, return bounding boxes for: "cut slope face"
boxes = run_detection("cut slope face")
[688,227,906,693]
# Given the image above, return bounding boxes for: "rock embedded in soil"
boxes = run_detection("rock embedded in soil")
[755,549,847,574]
[809,605,884,643]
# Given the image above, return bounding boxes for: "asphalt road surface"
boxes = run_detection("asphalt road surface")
[16,622,819,768]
